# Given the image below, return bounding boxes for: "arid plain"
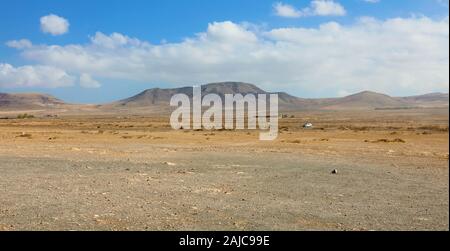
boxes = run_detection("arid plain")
[0,106,448,230]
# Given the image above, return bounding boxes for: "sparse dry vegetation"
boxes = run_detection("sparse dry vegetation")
[16,113,34,119]
[0,108,448,230]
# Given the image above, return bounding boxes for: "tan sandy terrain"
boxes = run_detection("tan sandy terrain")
[0,108,448,230]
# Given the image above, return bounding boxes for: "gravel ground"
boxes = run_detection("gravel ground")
[0,151,448,231]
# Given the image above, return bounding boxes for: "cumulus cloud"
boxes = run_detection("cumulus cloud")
[0,63,75,88]
[310,0,346,16]
[274,0,346,18]
[6,39,32,49]
[90,32,144,49]
[79,73,101,88]
[273,3,302,18]
[6,17,450,96]
[40,14,69,35]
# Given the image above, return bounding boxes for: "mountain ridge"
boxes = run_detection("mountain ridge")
[1,82,449,113]
[104,83,448,111]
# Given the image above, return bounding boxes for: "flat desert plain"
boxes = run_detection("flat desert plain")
[0,108,448,230]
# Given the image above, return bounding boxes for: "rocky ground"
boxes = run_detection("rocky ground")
[0,108,448,230]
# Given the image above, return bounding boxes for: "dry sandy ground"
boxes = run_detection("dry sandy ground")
[0,108,448,230]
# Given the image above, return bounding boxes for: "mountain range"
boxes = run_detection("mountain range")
[0,82,448,114]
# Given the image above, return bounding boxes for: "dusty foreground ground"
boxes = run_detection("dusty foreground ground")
[0,108,448,230]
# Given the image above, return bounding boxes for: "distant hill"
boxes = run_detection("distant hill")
[104,82,448,111]
[399,93,449,108]
[1,82,448,114]
[104,82,315,111]
[0,93,66,110]
[107,82,267,107]
[319,91,411,110]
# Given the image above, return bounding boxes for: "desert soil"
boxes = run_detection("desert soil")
[0,108,448,230]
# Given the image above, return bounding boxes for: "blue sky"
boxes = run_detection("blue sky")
[0,0,449,103]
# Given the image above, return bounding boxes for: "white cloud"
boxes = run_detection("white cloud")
[274,0,346,18]
[6,39,32,49]
[6,16,450,96]
[90,32,144,49]
[79,73,101,88]
[40,14,69,35]
[204,21,258,43]
[0,63,75,88]
[273,2,302,18]
[310,0,346,16]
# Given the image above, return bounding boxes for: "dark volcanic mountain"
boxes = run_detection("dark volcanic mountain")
[105,82,311,110]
